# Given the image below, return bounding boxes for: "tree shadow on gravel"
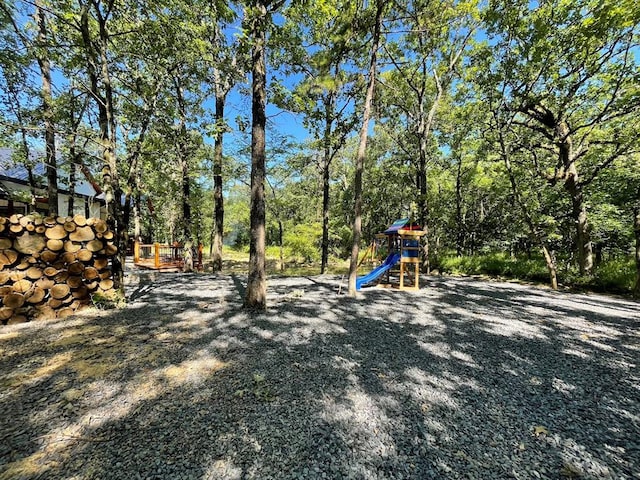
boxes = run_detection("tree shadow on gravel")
[0,274,638,480]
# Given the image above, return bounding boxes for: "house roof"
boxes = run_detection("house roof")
[0,148,99,198]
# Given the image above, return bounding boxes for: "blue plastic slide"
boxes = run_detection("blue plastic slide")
[356,252,401,290]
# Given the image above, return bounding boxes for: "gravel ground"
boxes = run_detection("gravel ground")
[1,272,639,480]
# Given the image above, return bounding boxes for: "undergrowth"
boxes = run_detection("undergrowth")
[437,252,636,295]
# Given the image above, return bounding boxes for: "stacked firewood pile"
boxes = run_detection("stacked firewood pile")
[0,214,118,325]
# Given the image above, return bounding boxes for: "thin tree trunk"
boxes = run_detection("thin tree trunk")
[560,128,593,276]
[500,130,558,289]
[174,77,191,240]
[18,128,37,209]
[419,82,440,274]
[542,121,594,276]
[172,74,193,271]
[35,1,58,215]
[634,202,640,298]
[133,189,141,241]
[541,244,558,290]
[278,219,284,272]
[81,2,124,293]
[66,87,89,217]
[348,0,384,296]
[26,166,36,213]
[68,158,76,215]
[212,95,226,272]
[320,93,336,274]
[320,161,331,273]
[455,155,464,256]
[570,185,593,276]
[244,1,268,310]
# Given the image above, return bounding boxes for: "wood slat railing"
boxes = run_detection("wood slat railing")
[133,241,203,270]
[133,242,183,269]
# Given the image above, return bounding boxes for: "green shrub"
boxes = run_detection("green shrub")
[594,258,635,293]
[439,252,549,283]
[283,223,322,263]
[439,251,636,294]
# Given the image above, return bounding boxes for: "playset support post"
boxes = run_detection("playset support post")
[398,229,425,291]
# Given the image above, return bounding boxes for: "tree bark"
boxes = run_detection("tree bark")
[557,122,593,276]
[634,202,640,298]
[455,155,464,256]
[320,155,331,274]
[173,74,192,248]
[244,0,268,310]
[320,93,336,274]
[541,244,558,290]
[499,127,558,290]
[68,159,76,215]
[35,1,58,215]
[212,95,226,272]
[569,182,593,276]
[348,0,384,296]
[11,91,38,209]
[132,163,142,242]
[278,218,284,271]
[79,2,124,293]
[66,87,89,218]
[521,105,595,277]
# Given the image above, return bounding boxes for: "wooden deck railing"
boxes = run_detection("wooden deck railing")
[133,242,183,268]
[133,241,203,270]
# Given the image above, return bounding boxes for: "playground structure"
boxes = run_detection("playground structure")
[133,241,203,270]
[356,218,426,291]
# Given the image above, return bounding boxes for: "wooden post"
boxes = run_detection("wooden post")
[399,229,425,291]
[154,242,160,268]
[386,234,392,284]
[134,241,140,264]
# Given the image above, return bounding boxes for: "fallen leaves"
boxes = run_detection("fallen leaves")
[533,425,549,436]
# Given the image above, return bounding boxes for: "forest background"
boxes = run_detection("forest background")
[1,0,639,305]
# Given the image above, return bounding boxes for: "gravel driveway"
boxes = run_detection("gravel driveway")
[1,273,639,480]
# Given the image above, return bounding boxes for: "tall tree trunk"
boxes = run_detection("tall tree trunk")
[569,183,593,276]
[455,155,464,256]
[418,77,442,274]
[26,166,37,213]
[278,218,284,272]
[174,76,191,241]
[133,190,141,241]
[212,95,226,272]
[18,128,37,210]
[348,0,384,296]
[500,128,558,289]
[181,150,193,272]
[173,74,193,271]
[634,201,640,298]
[557,124,593,275]
[67,158,76,215]
[80,2,124,293]
[35,2,58,215]
[320,93,336,274]
[66,88,89,218]
[244,0,268,310]
[541,244,558,290]
[320,157,331,274]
